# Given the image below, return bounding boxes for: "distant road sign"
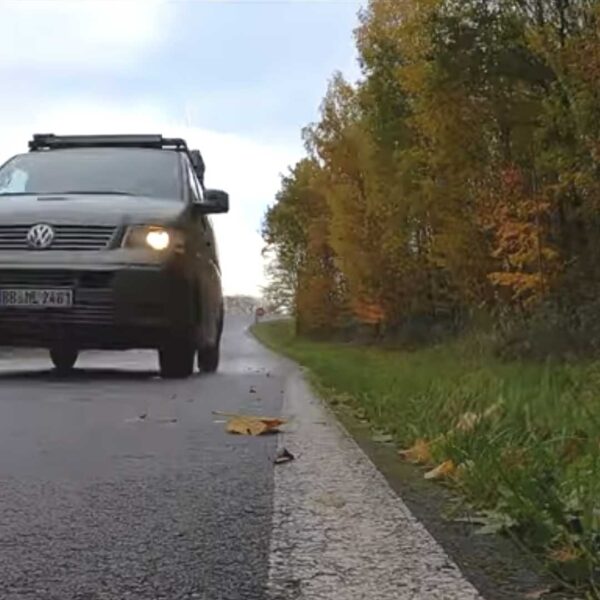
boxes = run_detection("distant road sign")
[255,307,265,318]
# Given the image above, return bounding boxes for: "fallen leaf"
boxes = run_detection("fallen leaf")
[226,416,268,435]
[260,417,287,430]
[249,386,257,394]
[398,439,431,464]
[424,460,456,480]
[274,448,295,464]
[214,412,287,436]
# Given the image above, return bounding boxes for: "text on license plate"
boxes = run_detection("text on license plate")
[0,288,73,308]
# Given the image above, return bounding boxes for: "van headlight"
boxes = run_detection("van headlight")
[124,226,184,252]
[146,229,170,250]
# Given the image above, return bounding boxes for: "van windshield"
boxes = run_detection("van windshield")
[0,148,182,200]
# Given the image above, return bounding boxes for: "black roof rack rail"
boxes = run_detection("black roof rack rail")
[28,134,190,152]
[28,133,205,186]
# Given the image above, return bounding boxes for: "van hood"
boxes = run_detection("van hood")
[0,194,188,226]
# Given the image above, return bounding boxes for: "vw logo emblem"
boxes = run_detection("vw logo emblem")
[27,224,55,249]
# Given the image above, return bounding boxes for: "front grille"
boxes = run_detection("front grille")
[0,270,115,325]
[0,270,113,288]
[0,225,117,251]
[0,304,114,325]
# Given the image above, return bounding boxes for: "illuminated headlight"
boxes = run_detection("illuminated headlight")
[146,229,170,250]
[124,226,184,253]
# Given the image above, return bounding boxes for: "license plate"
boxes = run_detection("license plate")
[0,288,73,308]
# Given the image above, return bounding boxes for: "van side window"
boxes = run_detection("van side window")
[187,164,201,203]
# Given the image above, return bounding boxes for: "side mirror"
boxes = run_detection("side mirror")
[197,189,229,214]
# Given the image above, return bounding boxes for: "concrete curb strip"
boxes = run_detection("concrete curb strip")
[267,370,483,599]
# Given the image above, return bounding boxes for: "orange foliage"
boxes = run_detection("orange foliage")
[483,167,561,309]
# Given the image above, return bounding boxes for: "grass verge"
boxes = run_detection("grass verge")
[253,319,600,596]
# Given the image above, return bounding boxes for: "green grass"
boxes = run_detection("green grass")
[253,319,600,594]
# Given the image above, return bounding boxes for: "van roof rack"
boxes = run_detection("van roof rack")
[28,133,205,186]
[28,134,189,152]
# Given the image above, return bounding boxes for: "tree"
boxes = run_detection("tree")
[263,0,600,347]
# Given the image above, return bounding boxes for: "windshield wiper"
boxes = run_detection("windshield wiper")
[46,190,136,196]
[0,192,39,196]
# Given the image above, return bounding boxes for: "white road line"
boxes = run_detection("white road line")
[267,370,483,600]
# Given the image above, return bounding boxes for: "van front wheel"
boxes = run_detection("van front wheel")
[50,346,79,375]
[158,339,195,379]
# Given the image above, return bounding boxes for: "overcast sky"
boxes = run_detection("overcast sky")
[0,0,362,295]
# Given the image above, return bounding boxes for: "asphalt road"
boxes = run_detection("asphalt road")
[0,315,289,600]
[0,315,481,600]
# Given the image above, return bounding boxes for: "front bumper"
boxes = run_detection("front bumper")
[0,265,194,349]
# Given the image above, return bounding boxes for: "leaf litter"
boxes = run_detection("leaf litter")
[274,448,295,464]
[371,432,394,444]
[398,439,432,464]
[424,459,456,480]
[213,411,287,436]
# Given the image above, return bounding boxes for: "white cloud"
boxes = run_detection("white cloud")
[0,0,168,70]
[0,99,302,297]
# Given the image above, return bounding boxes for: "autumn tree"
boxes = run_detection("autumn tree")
[263,0,600,350]
[262,159,345,335]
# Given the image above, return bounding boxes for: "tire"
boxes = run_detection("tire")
[50,346,78,375]
[197,307,223,373]
[158,339,195,379]
[197,343,220,373]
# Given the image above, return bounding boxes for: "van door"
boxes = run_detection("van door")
[187,164,219,344]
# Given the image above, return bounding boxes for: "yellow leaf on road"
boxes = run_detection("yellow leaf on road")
[226,416,269,436]
[424,459,456,480]
[259,417,288,430]
[215,412,287,436]
[398,439,431,464]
